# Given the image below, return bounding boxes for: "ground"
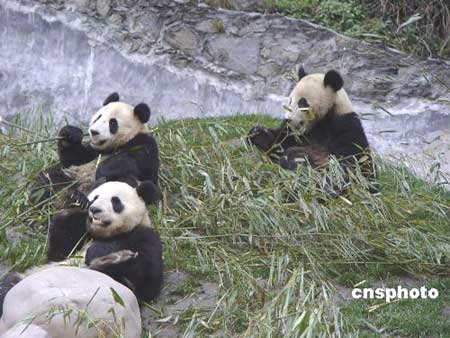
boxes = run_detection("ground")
[1,114,450,337]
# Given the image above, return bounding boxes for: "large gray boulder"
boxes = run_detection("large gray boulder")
[0,266,141,338]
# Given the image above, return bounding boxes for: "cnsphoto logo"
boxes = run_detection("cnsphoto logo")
[352,285,439,303]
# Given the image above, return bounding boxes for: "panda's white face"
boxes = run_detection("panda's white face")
[86,181,150,238]
[285,73,353,129]
[89,102,146,151]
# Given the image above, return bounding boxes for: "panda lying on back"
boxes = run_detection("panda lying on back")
[0,180,163,322]
[248,67,376,188]
[29,92,160,207]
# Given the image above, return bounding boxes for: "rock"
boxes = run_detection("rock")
[195,19,218,33]
[107,13,123,25]
[96,0,110,16]
[228,0,267,12]
[206,35,260,75]
[164,26,201,55]
[126,13,161,42]
[0,266,142,338]
[0,324,52,338]
[257,61,281,77]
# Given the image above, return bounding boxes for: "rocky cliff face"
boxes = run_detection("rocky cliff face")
[1,0,450,179]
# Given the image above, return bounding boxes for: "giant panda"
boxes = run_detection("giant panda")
[29,92,160,208]
[0,180,164,323]
[248,67,376,189]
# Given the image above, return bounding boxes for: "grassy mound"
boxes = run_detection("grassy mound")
[1,114,450,337]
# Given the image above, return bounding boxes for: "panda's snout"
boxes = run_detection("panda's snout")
[90,129,100,136]
[89,206,102,215]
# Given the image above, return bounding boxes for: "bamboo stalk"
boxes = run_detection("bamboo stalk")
[0,116,43,135]
[1,117,89,146]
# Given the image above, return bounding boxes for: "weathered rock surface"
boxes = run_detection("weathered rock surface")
[0,0,450,179]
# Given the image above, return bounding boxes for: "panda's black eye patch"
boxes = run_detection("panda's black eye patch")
[109,118,118,134]
[298,98,309,108]
[93,114,102,124]
[111,196,124,213]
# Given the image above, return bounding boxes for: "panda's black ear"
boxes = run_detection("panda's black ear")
[324,70,343,91]
[134,103,151,123]
[103,93,120,106]
[136,181,162,205]
[298,66,307,80]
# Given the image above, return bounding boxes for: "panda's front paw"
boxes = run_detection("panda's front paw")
[248,125,267,138]
[89,250,138,270]
[247,125,274,152]
[71,190,90,209]
[59,126,84,147]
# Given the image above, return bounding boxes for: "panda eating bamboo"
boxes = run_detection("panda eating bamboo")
[29,92,161,208]
[248,67,377,192]
[0,181,164,337]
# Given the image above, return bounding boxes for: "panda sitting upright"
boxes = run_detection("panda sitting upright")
[29,92,160,207]
[248,67,376,187]
[79,180,163,302]
[0,181,163,337]
[1,180,164,324]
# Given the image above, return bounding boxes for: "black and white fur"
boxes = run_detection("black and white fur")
[0,181,163,316]
[29,93,160,208]
[82,181,163,302]
[248,67,376,185]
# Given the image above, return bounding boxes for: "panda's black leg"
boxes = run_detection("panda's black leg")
[0,272,22,317]
[47,208,89,262]
[28,164,74,205]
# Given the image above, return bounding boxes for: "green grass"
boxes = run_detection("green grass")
[1,114,450,337]
[265,0,450,59]
[342,278,450,337]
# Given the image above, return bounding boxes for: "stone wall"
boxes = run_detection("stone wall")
[1,0,450,178]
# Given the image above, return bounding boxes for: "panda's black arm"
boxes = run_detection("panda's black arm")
[58,143,98,167]
[47,208,90,262]
[58,126,98,167]
[127,133,160,183]
[248,120,287,153]
[127,227,163,301]
[249,120,308,167]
